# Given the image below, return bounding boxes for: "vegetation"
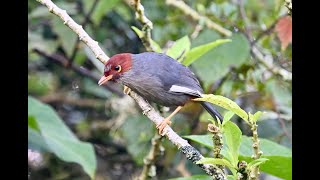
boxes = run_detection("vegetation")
[28,0,291,179]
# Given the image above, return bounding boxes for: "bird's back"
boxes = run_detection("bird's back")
[120,52,203,106]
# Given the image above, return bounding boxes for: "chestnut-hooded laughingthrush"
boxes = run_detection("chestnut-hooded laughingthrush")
[98,52,223,134]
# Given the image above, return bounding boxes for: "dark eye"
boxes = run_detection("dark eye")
[114,65,121,72]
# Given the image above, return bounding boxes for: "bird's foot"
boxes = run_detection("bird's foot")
[156,118,172,135]
[123,85,132,95]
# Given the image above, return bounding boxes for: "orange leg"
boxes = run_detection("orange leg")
[156,106,183,134]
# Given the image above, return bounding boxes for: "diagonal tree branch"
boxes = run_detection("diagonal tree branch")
[36,0,109,64]
[36,0,226,178]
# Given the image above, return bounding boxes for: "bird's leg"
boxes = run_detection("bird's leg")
[156,106,183,134]
[123,85,132,94]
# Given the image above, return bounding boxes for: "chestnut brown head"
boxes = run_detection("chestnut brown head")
[98,53,132,86]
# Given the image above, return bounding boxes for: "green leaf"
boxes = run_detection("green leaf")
[28,96,96,179]
[194,94,248,122]
[191,31,250,86]
[182,39,231,66]
[222,111,235,125]
[28,116,39,131]
[28,127,50,152]
[252,111,263,122]
[223,121,242,166]
[166,36,190,60]
[227,175,236,180]
[247,158,269,169]
[131,26,162,53]
[183,134,213,148]
[196,158,235,169]
[169,175,212,180]
[91,0,120,25]
[239,136,292,180]
[184,135,291,179]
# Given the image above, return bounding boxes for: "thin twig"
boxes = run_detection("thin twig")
[166,0,232,37]
[37,0,226,178]
[252,19,278,45]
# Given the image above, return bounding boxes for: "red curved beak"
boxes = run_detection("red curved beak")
[98,75,113,86]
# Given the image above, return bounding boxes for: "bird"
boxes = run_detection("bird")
[98,52,223,134]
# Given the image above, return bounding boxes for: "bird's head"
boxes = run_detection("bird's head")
[98,53,132,86]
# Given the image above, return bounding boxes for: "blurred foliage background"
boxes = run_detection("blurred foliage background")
[28,0,291,179]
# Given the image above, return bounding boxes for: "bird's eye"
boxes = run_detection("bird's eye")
[114,65,121,72]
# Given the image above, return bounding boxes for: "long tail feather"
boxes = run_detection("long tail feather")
[200,101,223,122]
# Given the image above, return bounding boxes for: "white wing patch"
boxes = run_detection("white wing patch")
[169,85,202,97]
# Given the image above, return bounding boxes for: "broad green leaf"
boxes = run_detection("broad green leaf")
[169,175,212,180]
[166,36,191,60]
[223,121,242,166]
[239,136,292,157]
[194,94,248,122]
[131,26,162,53]
[28,96,96,179]
[222,111,235,125]
[92,0,120,25]
[247,158,269,169]
[196,158,235,169]
[191,31,250,86]
[185,134,291,179]
[28,127,50,152]
[52,17,77,57]
[182,39,231,66]
[227,175,235,180]
[239,136,291,180]
[183,134,213,149]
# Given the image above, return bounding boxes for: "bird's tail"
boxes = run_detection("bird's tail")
[200,101,223,123]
